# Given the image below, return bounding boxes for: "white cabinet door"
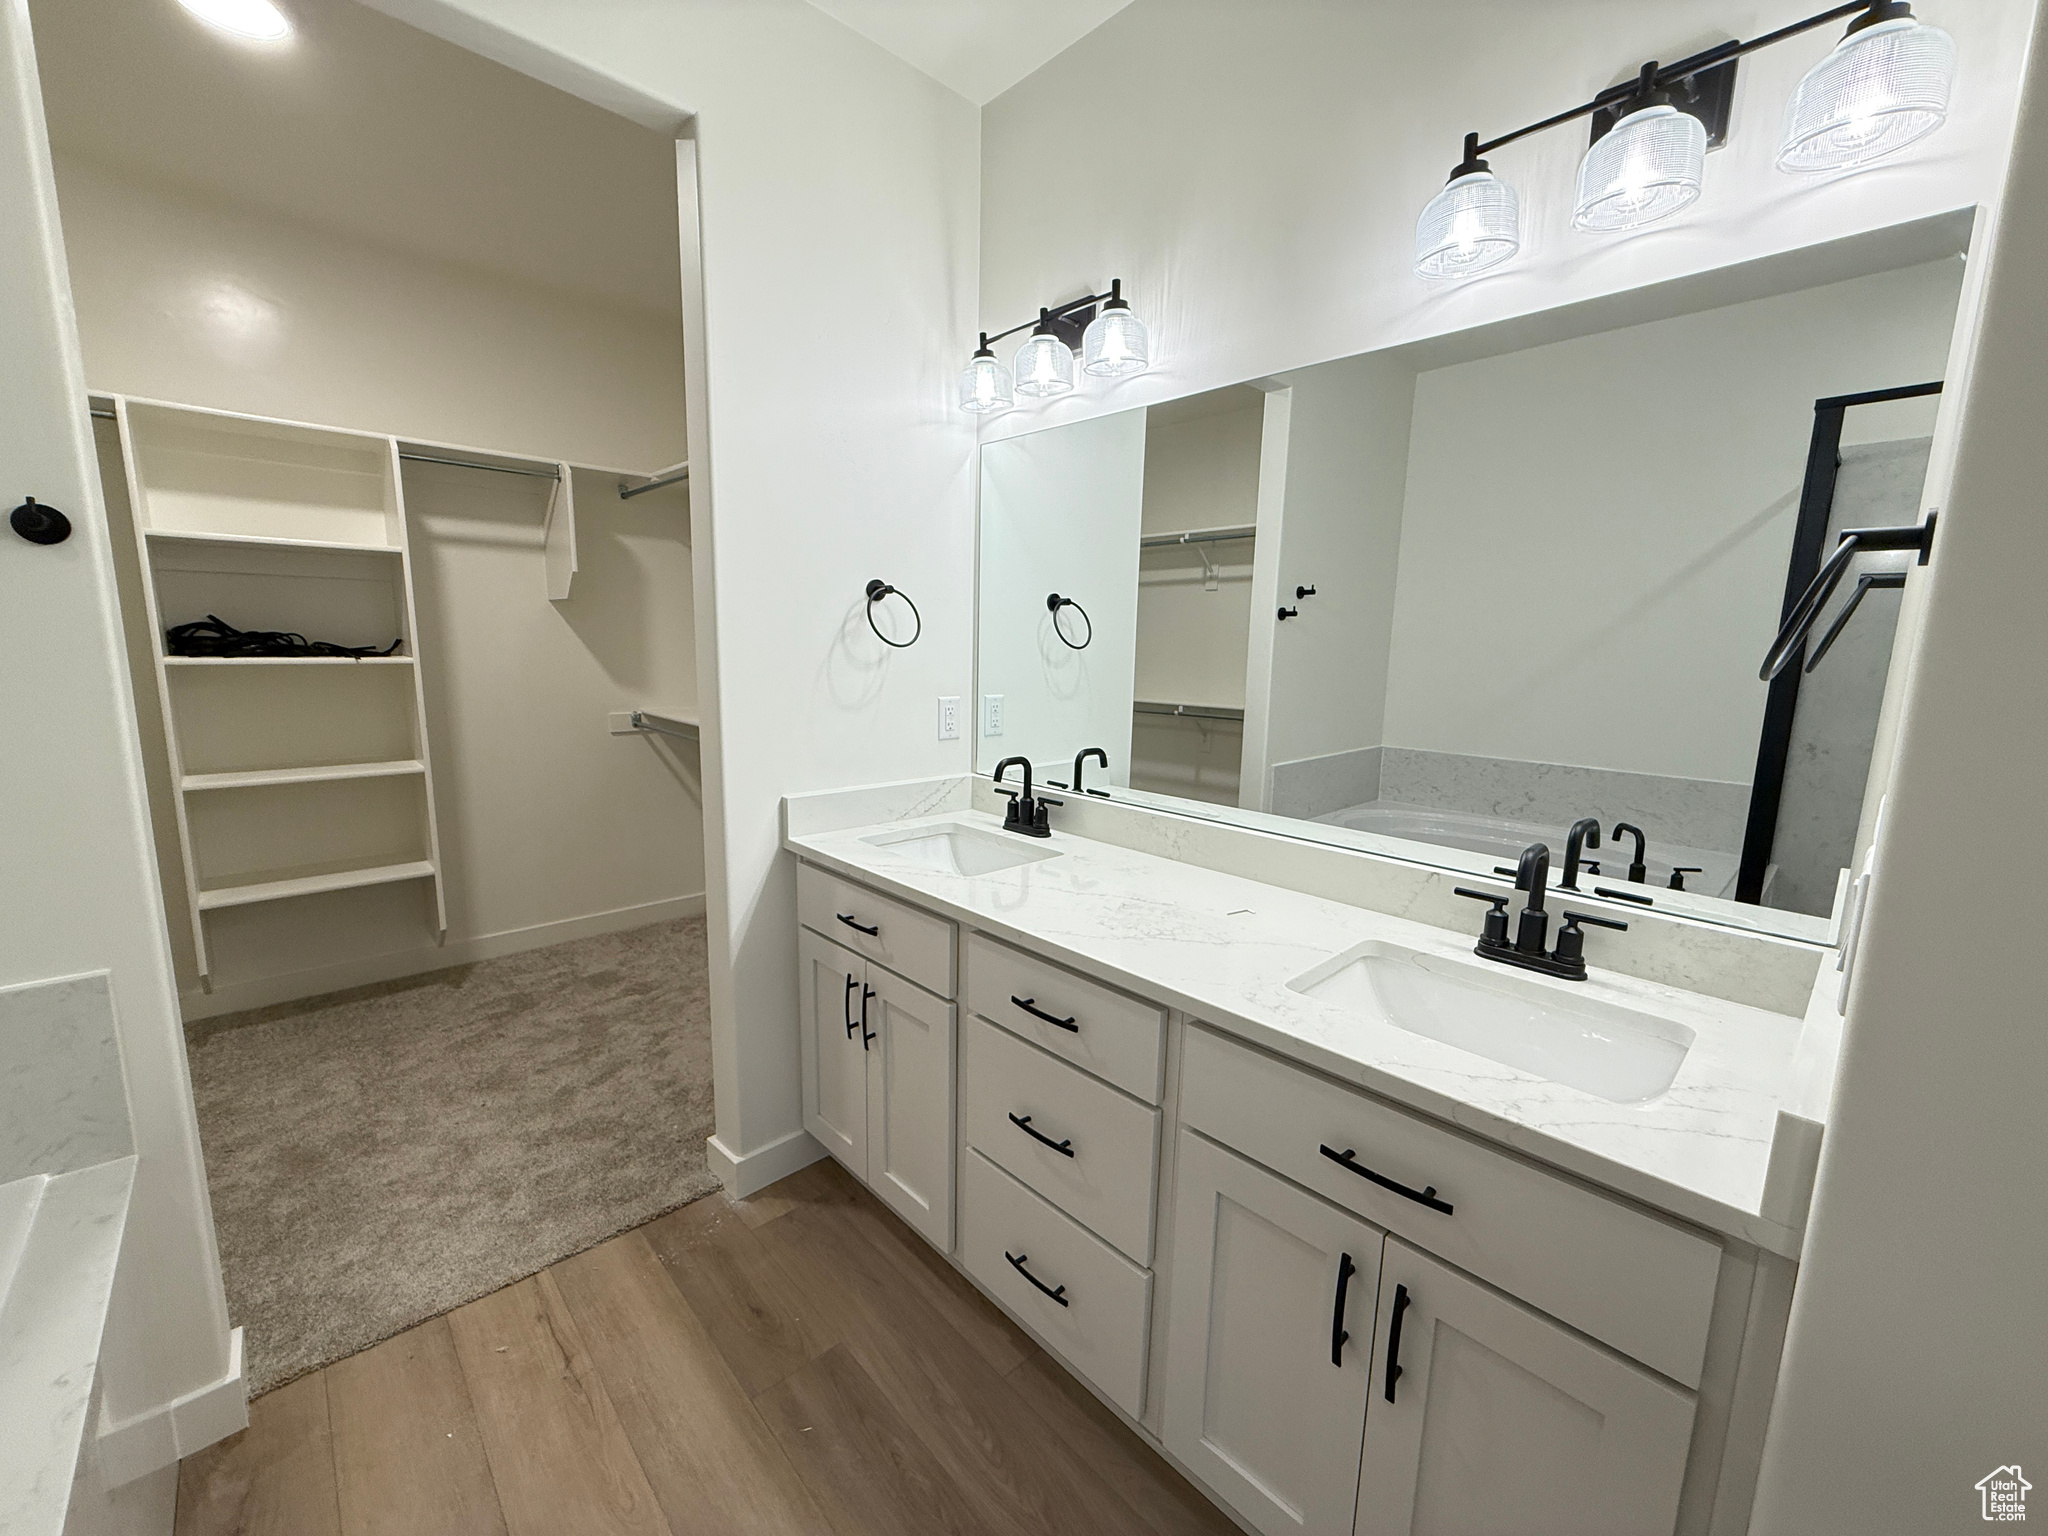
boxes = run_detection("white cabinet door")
[1354,1239,1695,1536]
[1165,1131,1386,1536]
[865,962,956,1250]
[798,928,868,1173]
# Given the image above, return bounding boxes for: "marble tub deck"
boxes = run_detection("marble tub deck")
[787,808,1836,1256]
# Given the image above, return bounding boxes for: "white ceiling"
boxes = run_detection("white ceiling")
[806,0,1138,104]
[30,0,682,318]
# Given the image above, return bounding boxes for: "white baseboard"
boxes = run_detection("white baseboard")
[98,1327,246,1488]
[707,1127,827,1199]
[181,894,707,1021]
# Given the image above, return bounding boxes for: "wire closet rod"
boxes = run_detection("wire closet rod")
[1134,699,1245,722]
[398,451,560,481]
[1139,524,1257,549]
[89,406,116,420]
[619,463,689,500]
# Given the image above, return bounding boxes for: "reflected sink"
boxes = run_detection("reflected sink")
[1288,942,1694,1103]
[861,822,1062,877]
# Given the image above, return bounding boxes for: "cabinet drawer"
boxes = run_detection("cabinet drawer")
[1180,1027,1721,1389]
[963,931,1165,1101]
[959,1149,1152,1419]
[798,861,955,998]
[961,1015,1160,1264]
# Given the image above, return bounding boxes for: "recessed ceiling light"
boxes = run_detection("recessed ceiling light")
[176,0,291,42]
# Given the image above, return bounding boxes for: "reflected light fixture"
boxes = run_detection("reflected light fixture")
[1415,1,1960,283]
[1414,134,1521,280]
[1778,2,1955,172]
[958,336,1013,414]
[177,0,292,41]
[958,280,1149,413]
[1574,70,1708,231]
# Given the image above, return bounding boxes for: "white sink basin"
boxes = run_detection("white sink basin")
[1288,941,1695,1104]
[861,821,1061,877]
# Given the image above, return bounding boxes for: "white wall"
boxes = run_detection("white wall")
[979,0,2029,428]
[1259,351,1417,784]
[53,154,685,471]
[1752,6,2047,1524]
[1383,258,1961,783]
[976,407,1144,780]
[361,0,983,1190]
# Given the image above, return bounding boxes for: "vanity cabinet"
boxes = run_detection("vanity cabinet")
[1163,1129,1387,1536]
[796,924,956,1249]
[1353,1239,1694,1536]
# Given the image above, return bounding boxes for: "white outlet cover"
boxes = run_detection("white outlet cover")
[982,694,1004,736]
[937,695,961,740]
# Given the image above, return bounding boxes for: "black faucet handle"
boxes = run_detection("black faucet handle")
[1552,909,1627,969]
[1668,866,1703,891]
[1561,910,1629,933]
[1454,888,1511,947]
[1453,887,1510,909]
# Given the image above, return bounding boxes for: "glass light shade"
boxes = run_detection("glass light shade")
[1414,171,1521,280]
[958,351,1012,413]
[1777,18,1955,173]
[177,0,291,39]
[1574,104,1707,232]
[1013,331,1076,398]
[1082,303,1150,377]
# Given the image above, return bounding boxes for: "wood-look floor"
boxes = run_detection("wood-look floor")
[175,1157,1239,1536]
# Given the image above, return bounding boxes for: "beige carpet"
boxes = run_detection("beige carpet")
[184,917,718,1395]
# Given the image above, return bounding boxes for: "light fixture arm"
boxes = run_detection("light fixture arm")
[1455,0,1880,170]
[978,279,1128,349]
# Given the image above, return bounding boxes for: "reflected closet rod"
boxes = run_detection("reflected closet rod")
[618,462,689,500]
[398,451,560,481]
[89,406,115,420]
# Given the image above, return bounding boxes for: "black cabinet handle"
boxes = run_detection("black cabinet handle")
[1008,1112,1074,1158]
[1384,1283,1411,1403]
[860,984,876,1050]
[842,973,859,1039]
[1331,1252,1355,1367]
[836,912,879,936]
[1011,995,1078,1032]
[1319,1144,1453,1215]
[1005,1251,1069,1307]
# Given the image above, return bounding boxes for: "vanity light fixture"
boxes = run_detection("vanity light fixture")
[958,280,1150,413]
[177,0,292,41]
[1778,2,1956,172]
[1415,0,1960,281]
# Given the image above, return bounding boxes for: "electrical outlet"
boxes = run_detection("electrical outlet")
[982,694,1004,736]
[937,695,960,741]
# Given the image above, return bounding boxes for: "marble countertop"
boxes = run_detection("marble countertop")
[788,808,1830,1255]
[0,1157,136,1536]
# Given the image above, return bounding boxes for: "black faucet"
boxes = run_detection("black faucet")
[1611,822,1648,883]
[1456,847,1629,982]
[1072,746,1109,797]
[1561,818,1602,891]
[993,757,1052,838]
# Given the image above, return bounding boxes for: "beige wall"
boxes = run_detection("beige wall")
[67,158,703,1016]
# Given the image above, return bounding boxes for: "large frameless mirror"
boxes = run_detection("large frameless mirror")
[973,213,1973,941]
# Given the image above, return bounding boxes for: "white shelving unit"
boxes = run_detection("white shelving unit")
[109,396,449,982]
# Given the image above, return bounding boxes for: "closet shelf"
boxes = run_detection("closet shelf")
[181,760,427,793]
[163,655,415,667]
[196,858,438,912]
[144,528,403,557]
[1134,699,1246,723]
[1139,524,1258,549]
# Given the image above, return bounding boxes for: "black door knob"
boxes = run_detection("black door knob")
[10,498,72,545]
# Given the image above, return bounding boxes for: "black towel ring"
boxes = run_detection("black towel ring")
[1047,592,1092,650]
[865,579,921,648]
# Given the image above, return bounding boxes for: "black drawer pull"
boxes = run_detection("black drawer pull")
[836,912,879,936]
[1384,1283,1411,1403]
[1011,995,1078,1032]
[860,984,876,1050]
[1319,1144,1454,1214]
[1331,1251,1355,1367]
[1008,1112,1074,1158]
[842,973,859,1038]
[1005,1251,1069,1307]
